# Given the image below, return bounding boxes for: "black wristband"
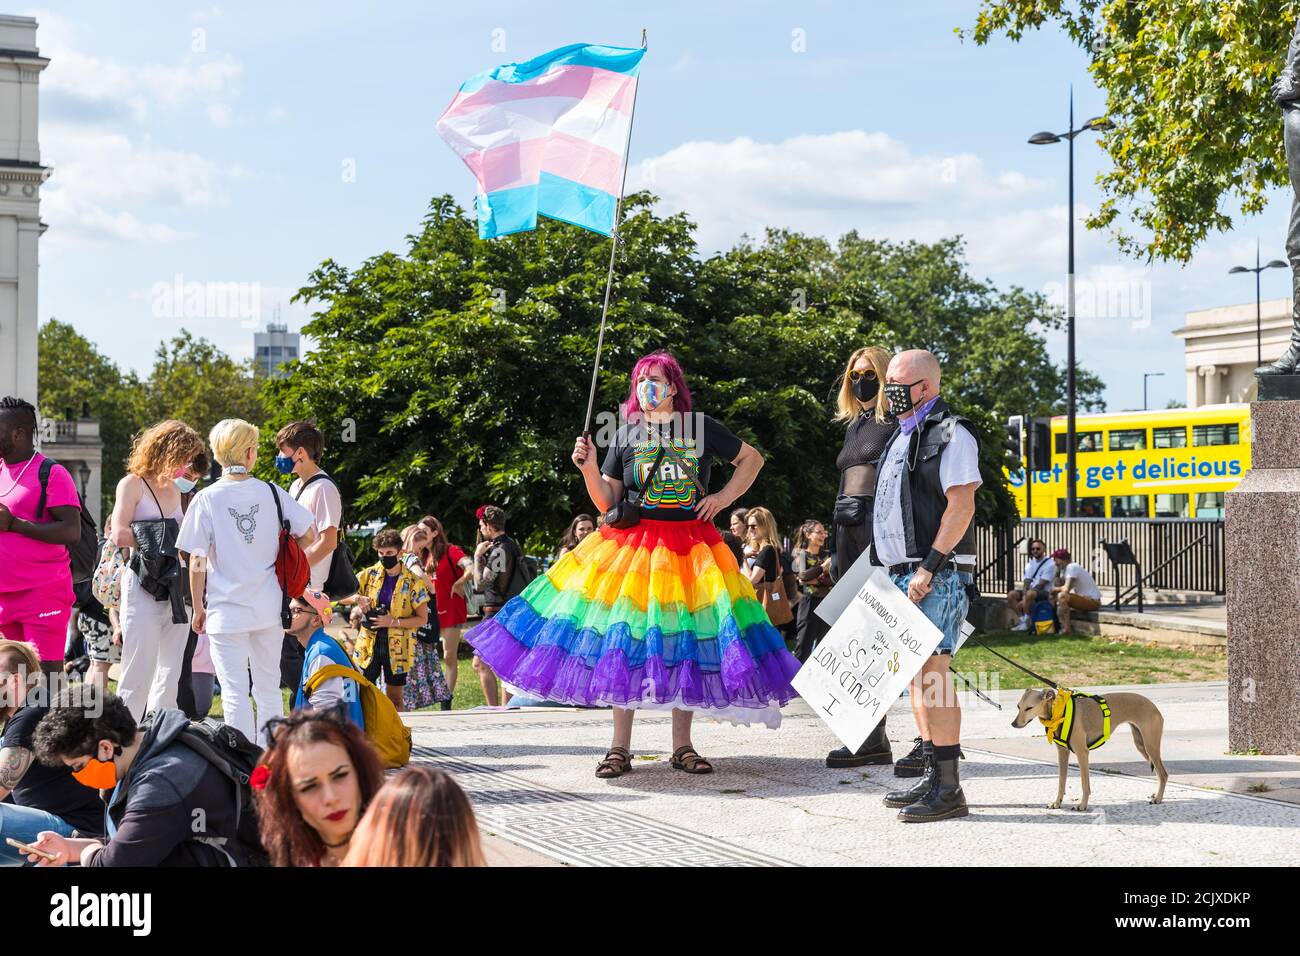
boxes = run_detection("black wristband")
[920,548,949,574]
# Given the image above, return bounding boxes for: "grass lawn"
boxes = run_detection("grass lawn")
[951,630,1226,689]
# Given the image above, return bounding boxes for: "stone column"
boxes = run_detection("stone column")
[1226,392,1300,753]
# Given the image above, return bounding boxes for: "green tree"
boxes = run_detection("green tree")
[964,0,1300,262]
[38,323,264,511]
[37,319,144,513]
[266,194,1099,549]
[136,331,267,445]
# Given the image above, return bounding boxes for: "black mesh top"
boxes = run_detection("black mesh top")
[836,413,898,473]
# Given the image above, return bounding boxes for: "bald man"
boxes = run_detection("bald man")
[871,350,981,823]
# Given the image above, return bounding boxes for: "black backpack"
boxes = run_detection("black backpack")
[292,472,359,598]
[36,457,98,584]
[505,542,538,600]
[173,718,270,867]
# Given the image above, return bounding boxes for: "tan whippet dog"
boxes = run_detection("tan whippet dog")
[1012,687,1169,811]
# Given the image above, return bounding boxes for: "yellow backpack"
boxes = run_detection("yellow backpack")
[303,662,412,769]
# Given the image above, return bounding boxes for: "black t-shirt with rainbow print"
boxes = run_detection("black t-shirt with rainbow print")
[600,414,743,521]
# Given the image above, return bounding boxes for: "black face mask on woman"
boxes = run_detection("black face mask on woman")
[851,374,880,403]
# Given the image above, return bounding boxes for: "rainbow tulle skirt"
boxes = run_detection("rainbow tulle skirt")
[465,519,802,727]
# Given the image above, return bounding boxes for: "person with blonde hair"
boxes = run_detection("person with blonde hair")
[741,507,794,629]
[109,419,207,721]
[177,419,316,745]
[342,765,486,867]
[825,345,899,770]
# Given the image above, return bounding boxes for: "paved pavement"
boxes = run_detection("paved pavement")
[404,681,1300,867]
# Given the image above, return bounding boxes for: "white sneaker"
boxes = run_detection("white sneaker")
[1010,618,1030,632]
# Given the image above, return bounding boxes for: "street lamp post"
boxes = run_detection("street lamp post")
[1229,240,1288,368]
[1143,371,1165,411]
[1029,88,1112,518]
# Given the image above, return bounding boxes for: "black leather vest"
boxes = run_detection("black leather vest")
[871,398,979,561]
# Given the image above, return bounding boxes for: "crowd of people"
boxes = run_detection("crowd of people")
[0,336,1074,866]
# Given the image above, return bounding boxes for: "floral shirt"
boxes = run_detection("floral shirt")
[351,562,430,673]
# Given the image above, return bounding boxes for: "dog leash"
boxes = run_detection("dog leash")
[951,670,1001,710]
[969,639,1059,689]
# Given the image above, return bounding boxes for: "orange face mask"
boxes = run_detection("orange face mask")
[71,750,119,790]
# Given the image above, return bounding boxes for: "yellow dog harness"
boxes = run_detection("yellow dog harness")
[1040,688,1113,750]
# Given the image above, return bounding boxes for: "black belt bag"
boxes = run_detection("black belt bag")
[833,494,869,527]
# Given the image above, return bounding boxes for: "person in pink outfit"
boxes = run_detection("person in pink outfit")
[0,397,82,670]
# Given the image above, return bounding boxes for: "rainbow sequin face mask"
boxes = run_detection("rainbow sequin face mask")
[637,380,670,410]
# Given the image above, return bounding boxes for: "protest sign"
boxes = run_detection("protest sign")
[814,545,875,627]
[793,566,944,751]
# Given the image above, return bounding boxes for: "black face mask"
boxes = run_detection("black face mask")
[883,380,926,416]
[380,554,399,570]
[851,374,880,403]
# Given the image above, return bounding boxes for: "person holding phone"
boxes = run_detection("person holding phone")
[22,690,253,866]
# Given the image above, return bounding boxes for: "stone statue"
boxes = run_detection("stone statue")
[1263,17,1300,375]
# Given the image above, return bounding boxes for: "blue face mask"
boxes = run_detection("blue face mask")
[273,454,295,474]
[174,476,196,494]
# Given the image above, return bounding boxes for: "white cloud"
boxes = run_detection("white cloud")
[36,11,242,127]
[40,127,232,247]
[207,102,233,128]
[629,130,1067,274]
[32,12,247,246]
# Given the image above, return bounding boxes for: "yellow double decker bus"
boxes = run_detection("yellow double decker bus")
[1007,404,1250,519]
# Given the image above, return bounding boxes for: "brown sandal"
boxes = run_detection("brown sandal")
[671,745,713,774]
[596,746,633,778]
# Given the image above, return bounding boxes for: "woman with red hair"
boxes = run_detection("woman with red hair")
[466,351,801,777]
[251,708,385,867]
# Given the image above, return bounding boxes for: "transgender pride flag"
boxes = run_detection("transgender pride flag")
[436,42,645,239]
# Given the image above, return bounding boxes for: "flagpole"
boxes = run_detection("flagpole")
[583,29,647,438]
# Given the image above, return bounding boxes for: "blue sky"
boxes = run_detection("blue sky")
[30,0,1297,411]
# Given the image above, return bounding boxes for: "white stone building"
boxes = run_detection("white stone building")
[1173,296,1293,407]
[0,14,48,402]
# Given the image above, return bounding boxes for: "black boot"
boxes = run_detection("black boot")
[898,755,968,822]
[894,736,926,777]
[826,718,892,768]
[883,751,935,808]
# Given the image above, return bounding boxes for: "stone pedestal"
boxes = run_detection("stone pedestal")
[1226,397,1300,754]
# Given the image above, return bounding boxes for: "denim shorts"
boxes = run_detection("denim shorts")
[888,568,972,655]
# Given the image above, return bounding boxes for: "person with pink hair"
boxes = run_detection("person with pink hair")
[466,351,801,777]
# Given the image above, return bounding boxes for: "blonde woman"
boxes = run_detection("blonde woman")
[109,420,207,721]
[741,506,782,590]
[177,419,316,745]
[826,345,899,770]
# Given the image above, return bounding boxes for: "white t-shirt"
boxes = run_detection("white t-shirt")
[177,477,315,634]
[873,422,983,567]
[1061,562,1102,601]
[289,473,343,591]
[1022,555,1056,590]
